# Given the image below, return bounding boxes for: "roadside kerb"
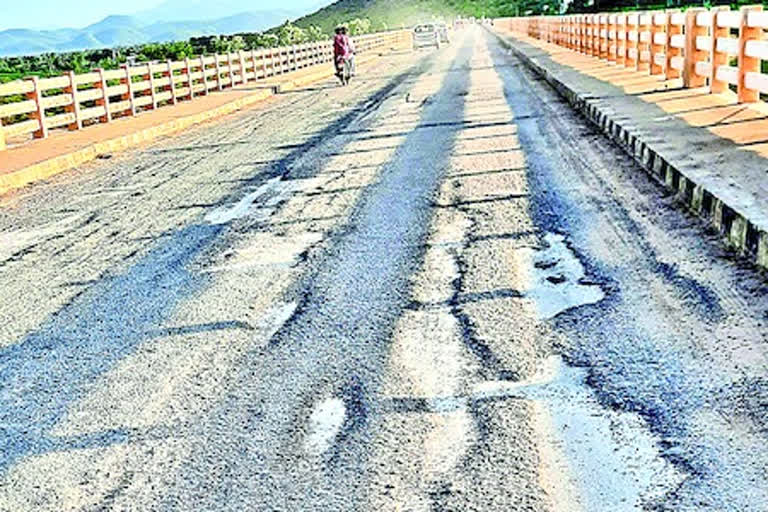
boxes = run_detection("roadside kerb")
[491,29,768,272]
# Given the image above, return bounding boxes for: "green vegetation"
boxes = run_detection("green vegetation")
[293,0,547,31]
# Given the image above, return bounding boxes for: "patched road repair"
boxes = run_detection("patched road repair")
[1,27,767,511]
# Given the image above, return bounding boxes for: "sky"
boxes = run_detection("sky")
[0,0,330,31]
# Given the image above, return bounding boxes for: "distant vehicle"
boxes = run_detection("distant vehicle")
[413,23,441,50]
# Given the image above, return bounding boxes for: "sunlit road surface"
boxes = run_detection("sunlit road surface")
[1,27,767,511]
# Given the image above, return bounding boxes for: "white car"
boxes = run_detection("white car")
[413,24,441,50]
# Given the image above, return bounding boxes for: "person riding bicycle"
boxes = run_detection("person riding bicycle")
[333,25,356,86]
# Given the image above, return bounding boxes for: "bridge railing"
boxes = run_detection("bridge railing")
[495,6,768,103]
[0,30,410,152]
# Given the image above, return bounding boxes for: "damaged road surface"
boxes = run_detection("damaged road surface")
[1,27,768,511]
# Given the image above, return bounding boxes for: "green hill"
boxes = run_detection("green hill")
[294,0,521,33]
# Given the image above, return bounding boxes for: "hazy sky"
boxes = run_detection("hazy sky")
[1,0,330,31]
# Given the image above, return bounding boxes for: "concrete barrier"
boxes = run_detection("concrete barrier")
[0,48,403,196]
[499,8,768,99]
[0,30,412,156]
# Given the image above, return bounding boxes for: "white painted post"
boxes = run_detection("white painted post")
[684,8,708,88]
[166,60,177,105]
[215,54,223,91]
[200,55,209,95]
[739,5,763,103]
[95,68,112,123]
[27,76,49,139]
[121,64,136,116]
[147,63,157,109]
[66,71,82,130]
[261,49,268,78]
[226,53,233,86]
[184,58,194,99]
[250,49,258,80]
[239,50,247,84]
[710,8,730,94]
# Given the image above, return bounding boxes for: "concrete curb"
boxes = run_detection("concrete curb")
[0,54,383,197]
[492,30,768,272]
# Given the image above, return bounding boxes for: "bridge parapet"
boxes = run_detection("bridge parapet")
[500,6,768,104]
[0,31,411,153]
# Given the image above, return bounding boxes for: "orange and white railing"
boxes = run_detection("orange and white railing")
[0,31,410,153]
[497,6,768,103]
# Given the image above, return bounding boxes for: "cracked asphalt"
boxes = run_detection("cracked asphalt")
[1,27,768,511]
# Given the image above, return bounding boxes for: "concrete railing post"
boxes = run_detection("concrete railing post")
[560,16,566,47]
[617,15,628,66]
[599,14,608,59]
[554,17,559,46]
[560,17,566,48]
[166,60,177,105]
[214,54,223,91]
[639,13,652,72]
[595,15,602,57]
[250,50,258,80]
[226,53,234,86]
[573,15,581,53]
[571,16,577,50]
[183,58,194,100]
[199,56,209,95]
[65,71,82,130]
[239,50,247,84]
[650,13,664,75]
[571,16,577,51]
[684,8,708,88]
[120,64,136,116]
[146,63,157,110]
[738,5,763,103]
[549,17,554,43]
[270,49,277,76]
[27,76,48,139]
[608,15,617,62]
[95,68,112,123]
[666,10,682,80]
[710,7,731,94]
[261,50,268,78]
[595,14,601,56]
[627,14,639,69]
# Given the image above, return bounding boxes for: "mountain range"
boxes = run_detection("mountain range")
[0,1,330,57]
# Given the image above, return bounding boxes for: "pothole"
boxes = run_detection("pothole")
[305,397,346,456]
[476,356,685,511]
[519,233,606,319]
[205,177,289,225]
